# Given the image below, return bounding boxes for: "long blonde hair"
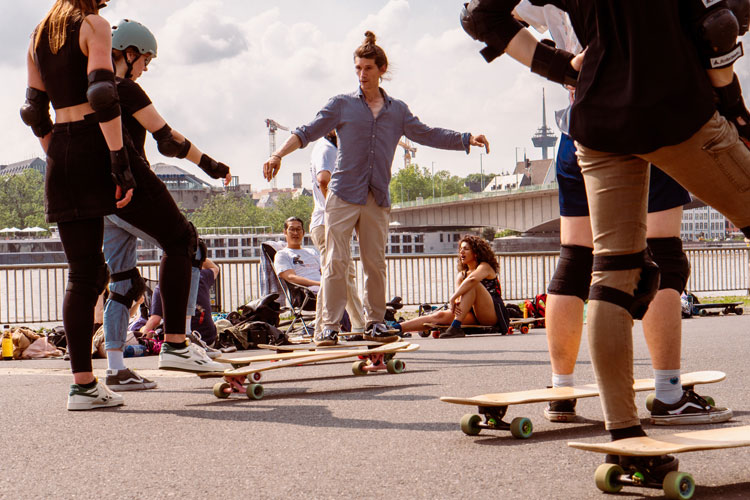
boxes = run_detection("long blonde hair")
[34,0,99,54]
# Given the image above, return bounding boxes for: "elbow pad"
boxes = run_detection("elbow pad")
[530,41,579,87]
[152,124,191,159]
[198,154,230,179]
[20,88,53,138]
[729,0,750,35]
[460,0,524,63]
[689,1,743,68]
[86,69,121,122]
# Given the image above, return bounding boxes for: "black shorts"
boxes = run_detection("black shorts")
[557,133,691,217]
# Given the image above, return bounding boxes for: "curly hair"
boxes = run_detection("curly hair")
[457,235,499,273]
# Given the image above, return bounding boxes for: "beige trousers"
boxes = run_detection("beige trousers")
[578,112,750,430]
[310,224,366,333]
[322,192,389,329]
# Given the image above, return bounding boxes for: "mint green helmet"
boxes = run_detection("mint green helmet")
[111,19,157,58]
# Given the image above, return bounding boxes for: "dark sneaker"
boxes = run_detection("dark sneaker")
[606,453,679,484]
[105,368,157,391]
[315,328,338,347]
[651,389,733,425]
[67,379,124,411]
[544,398,577,422]
[439,325,465,338]
[364,323,399,343]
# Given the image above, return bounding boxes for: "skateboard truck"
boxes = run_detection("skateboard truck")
[595,463,695,499]
[213,372,264,400]
[460,405,533,439]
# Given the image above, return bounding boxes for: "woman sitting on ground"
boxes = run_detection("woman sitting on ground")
[399,235,510,338]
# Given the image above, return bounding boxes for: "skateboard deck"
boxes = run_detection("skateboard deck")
[196,349,359,378]
[440,371,725,439]
[211,341,419,400]
[256,340,389,351]
[568,425,750,499]
[509,317,544,334]
[692,301,743,316]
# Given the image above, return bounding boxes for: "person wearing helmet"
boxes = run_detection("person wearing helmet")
[100,19,232,391]
[22,1,220,411]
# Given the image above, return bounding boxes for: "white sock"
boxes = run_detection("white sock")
[552,373,575,388]
[107,349,126,371]
[654,369,682,405]
[185,317,192,335]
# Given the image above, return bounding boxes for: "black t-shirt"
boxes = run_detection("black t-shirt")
[116,77,152,158]
[519,0,716,153]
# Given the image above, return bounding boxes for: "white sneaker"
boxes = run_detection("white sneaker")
[158,342,225,373]
[67,379,124,411]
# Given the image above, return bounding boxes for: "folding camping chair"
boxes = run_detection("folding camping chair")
[260,241,317,336]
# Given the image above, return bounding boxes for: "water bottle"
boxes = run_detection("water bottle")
[124,344,147,358]
[1,330,13,360]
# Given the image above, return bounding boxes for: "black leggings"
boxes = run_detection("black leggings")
[59,190,193,373]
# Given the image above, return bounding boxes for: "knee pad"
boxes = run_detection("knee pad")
[548,245,593,301]
[66,256,110,299]
[647,237,690,293]
[588,250,660,320]
[86,70,121,122]
[162,220,198,261]
[689,0,743,68]
[108,268,146,308]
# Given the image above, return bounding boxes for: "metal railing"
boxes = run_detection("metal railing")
[1,246,747,324]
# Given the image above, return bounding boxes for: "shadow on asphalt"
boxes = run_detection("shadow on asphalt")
[468,419,606,445]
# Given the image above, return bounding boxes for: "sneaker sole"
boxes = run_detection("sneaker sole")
[438,333,465,339]
[651,408,733,425]
[67,399,124,411]
[543,409,577,423]
[363,334,399,343]
[105,382,157,391]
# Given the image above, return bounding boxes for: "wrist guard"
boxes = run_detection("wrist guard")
[715,73,750,142]
[110,147,137,193]
[530,41,579,87]
[20,88,53,138]
[198,154,230,179]
[152,124,191,159]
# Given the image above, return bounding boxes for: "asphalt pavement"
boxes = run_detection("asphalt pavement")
[1,313,749,499]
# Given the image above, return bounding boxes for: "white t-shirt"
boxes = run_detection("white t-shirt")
[274,246,321,293]
[309,138,337,230]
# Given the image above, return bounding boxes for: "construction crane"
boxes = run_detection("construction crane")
[265,118,289,189]
[397,137,417,168]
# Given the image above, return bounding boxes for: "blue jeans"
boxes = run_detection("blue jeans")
[102,215,200,350]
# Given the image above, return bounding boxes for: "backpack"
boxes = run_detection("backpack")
[223,321,287,350]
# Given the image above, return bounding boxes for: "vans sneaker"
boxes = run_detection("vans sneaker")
[315,329,338,347]
[158,342,225,373]
[364,323,399,343]
[67,379,124,411]
[544,398,577,422]
[651,389,733,425]
[105,368,157,391]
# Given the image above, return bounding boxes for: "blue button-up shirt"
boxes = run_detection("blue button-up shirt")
[293,87,470,207]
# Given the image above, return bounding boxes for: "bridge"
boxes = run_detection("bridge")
[390,184,561,233]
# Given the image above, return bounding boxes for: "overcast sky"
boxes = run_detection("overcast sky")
[2,1,749,192]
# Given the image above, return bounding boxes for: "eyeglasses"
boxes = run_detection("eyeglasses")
[143,55,152,67]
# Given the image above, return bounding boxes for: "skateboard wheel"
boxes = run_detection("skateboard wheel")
[246,383,264,400]
[418,331,430,338]
[663,471,695,500]
[460,414,482,436]
[431,331,440,339]
[352,360,368,376]
[386,358,405,374]
[520,326,529,334]
[699,309,707,316]
[213,382,231,399]
[594,463,624,493]
[250,372,262,383]
[645,393,655,412]
[735,307,744,315]
[509,417,533,439]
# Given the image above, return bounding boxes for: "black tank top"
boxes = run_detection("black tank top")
[480,276,502,302]
[34,17,89,109]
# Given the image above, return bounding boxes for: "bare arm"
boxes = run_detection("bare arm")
[278,269,320,288]
[450,263,493,303]
[202,258,220,280]
[263,133,302,182]
[26,40,51,152]
[316,170,331,199]
[141,314,162,336]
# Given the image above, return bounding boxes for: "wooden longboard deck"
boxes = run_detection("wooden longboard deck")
[223,342,418,376]
[424,323,493,331]
[510,317,542,325]
[693,301,742,309]
[213,349,347,365]
[569,425,750,456]
[440,371,725,407]
[256,340,389,351]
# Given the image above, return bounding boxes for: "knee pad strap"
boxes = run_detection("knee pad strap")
[108,268,146,308]
[548,245,593,301]
[589,250,660,320]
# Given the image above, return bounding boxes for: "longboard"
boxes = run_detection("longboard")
[692,301,743,317]
[568,425,750,499]
[440,371,725,439]
[196,349,364,378]
[211,341,419,400]
[509,317,544,334]
[256,340,388,351]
